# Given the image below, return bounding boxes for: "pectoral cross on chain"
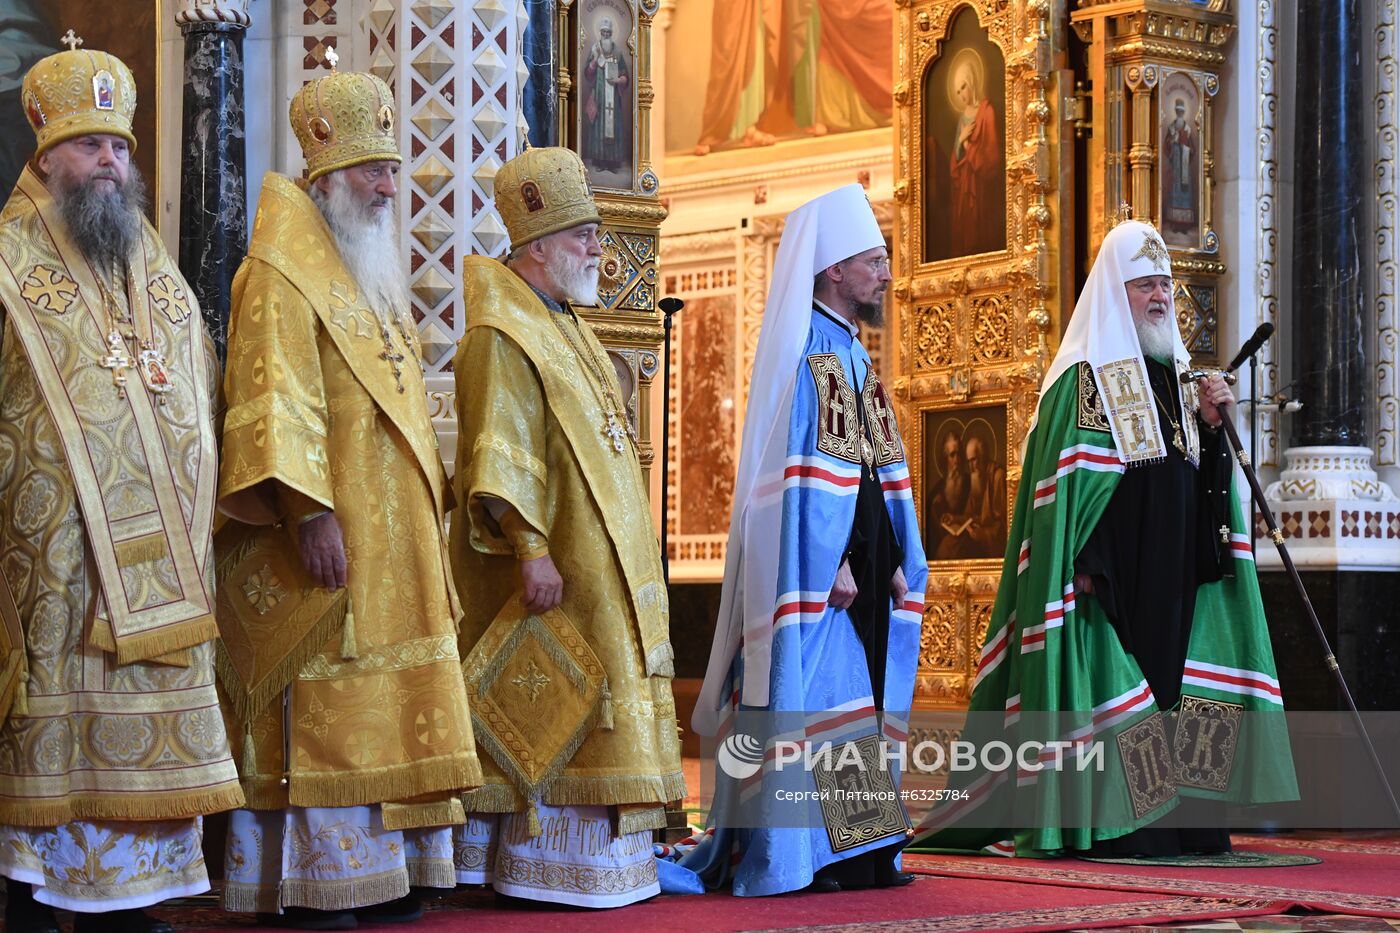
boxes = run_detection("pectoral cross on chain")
[603,411,627,453]
[100,330,132,398]
[381,344,406,393]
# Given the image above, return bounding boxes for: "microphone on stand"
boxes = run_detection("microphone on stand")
[1225,322,1275,373]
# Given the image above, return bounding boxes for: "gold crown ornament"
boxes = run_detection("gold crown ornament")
[495,147,602,250]
[289,47,400,182]
[22,35,137,159]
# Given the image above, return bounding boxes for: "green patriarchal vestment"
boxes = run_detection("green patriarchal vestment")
[912,363,1298,856]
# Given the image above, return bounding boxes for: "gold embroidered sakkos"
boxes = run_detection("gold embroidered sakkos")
[216,172,481,812]
[0,166,242,827]
[452,256,683,817]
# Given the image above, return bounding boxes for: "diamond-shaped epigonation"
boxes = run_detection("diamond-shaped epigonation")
[472,156,501,197]
[472,212,508,254]
[411,155,453,196]
[473,103,507,142]
[369,46,395,82]
[412,0,452,29]
[368,0,396,33]
[473,47,505,87]
[475,0,508,30]
[412,98,452,141]
[418,319,456,369]
[412,43,452,84]
[412,209,452,252]
[411,266,454,310]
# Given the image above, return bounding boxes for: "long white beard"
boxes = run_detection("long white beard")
[1136,313,1178,361]
[312,174,411,331]
[543,244,601,307]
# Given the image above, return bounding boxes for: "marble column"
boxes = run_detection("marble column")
[522,0,557,146]
[1258,0,1397,575]
[1290,0,1366,447]
[176,1,251,364]
[1259,0,1400,712]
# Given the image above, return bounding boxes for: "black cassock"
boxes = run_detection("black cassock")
[814,413,907,888]
[1075,357,1235,856]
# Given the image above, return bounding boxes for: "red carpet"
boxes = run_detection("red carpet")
[11,834,1395,932]
[110,880,1284,933]
[905,838,1400,918]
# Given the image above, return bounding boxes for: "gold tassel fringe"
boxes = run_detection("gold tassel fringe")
[114,533,170,569]
[286,752,482,810]
[239,777,291,811]
[599,679,614,731]
[0,782,246,828]
[213,593,349,726]
[113,614,220,667]
[241,725,258,778]
[459,783,521,813]
[381,796,466,830]
[616,805,668,836]
[280,874,408,913]
[544,770,689,808]
[340,598,357,660]
[12,669,27,717]
[526,798,542,837]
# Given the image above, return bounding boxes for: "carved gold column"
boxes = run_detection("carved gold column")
[1124,64,1157,217]
[555,0,666,489]
[894,0,1068,709]
[1070,1,1235,363]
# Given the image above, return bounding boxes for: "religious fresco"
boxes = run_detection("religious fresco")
[920,6,1006,264]
[578,0,636,189]
[1159,70,1203,250]
[0,2,159,222]
[677,293,738,539]
[921,405,1008,563]
[665,0,893,156]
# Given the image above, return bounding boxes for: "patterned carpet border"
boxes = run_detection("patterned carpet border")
[1231,834,1400,857]
[902,854,1400,917]
[746,896,1286,933]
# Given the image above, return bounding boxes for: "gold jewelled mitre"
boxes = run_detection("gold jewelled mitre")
[290,60,400,182]
[22,47,137,158]
[495,147,602,250]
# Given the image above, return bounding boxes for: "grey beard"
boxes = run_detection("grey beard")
[855,298,884,328]
[543,245,601,307]
[310,175,411,330]
[1135,314,1177,360]
[52,165,146,277]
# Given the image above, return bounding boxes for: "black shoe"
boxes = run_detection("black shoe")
[72,908,175,933]
[878,871,916,888]
[802,878,842,893]
[354,891,423,923]
[4,878,58,933]
[255,907,358,930]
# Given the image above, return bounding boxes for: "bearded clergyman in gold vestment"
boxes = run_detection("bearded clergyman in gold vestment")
[450,147,684,908]
[0,48,244,933]
[215,62,481,928]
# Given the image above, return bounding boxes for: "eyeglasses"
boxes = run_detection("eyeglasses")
[1128,277,1173,296]
[863,256,891,272]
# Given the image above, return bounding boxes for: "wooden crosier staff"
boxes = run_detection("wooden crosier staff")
[1180,357,1400,823]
